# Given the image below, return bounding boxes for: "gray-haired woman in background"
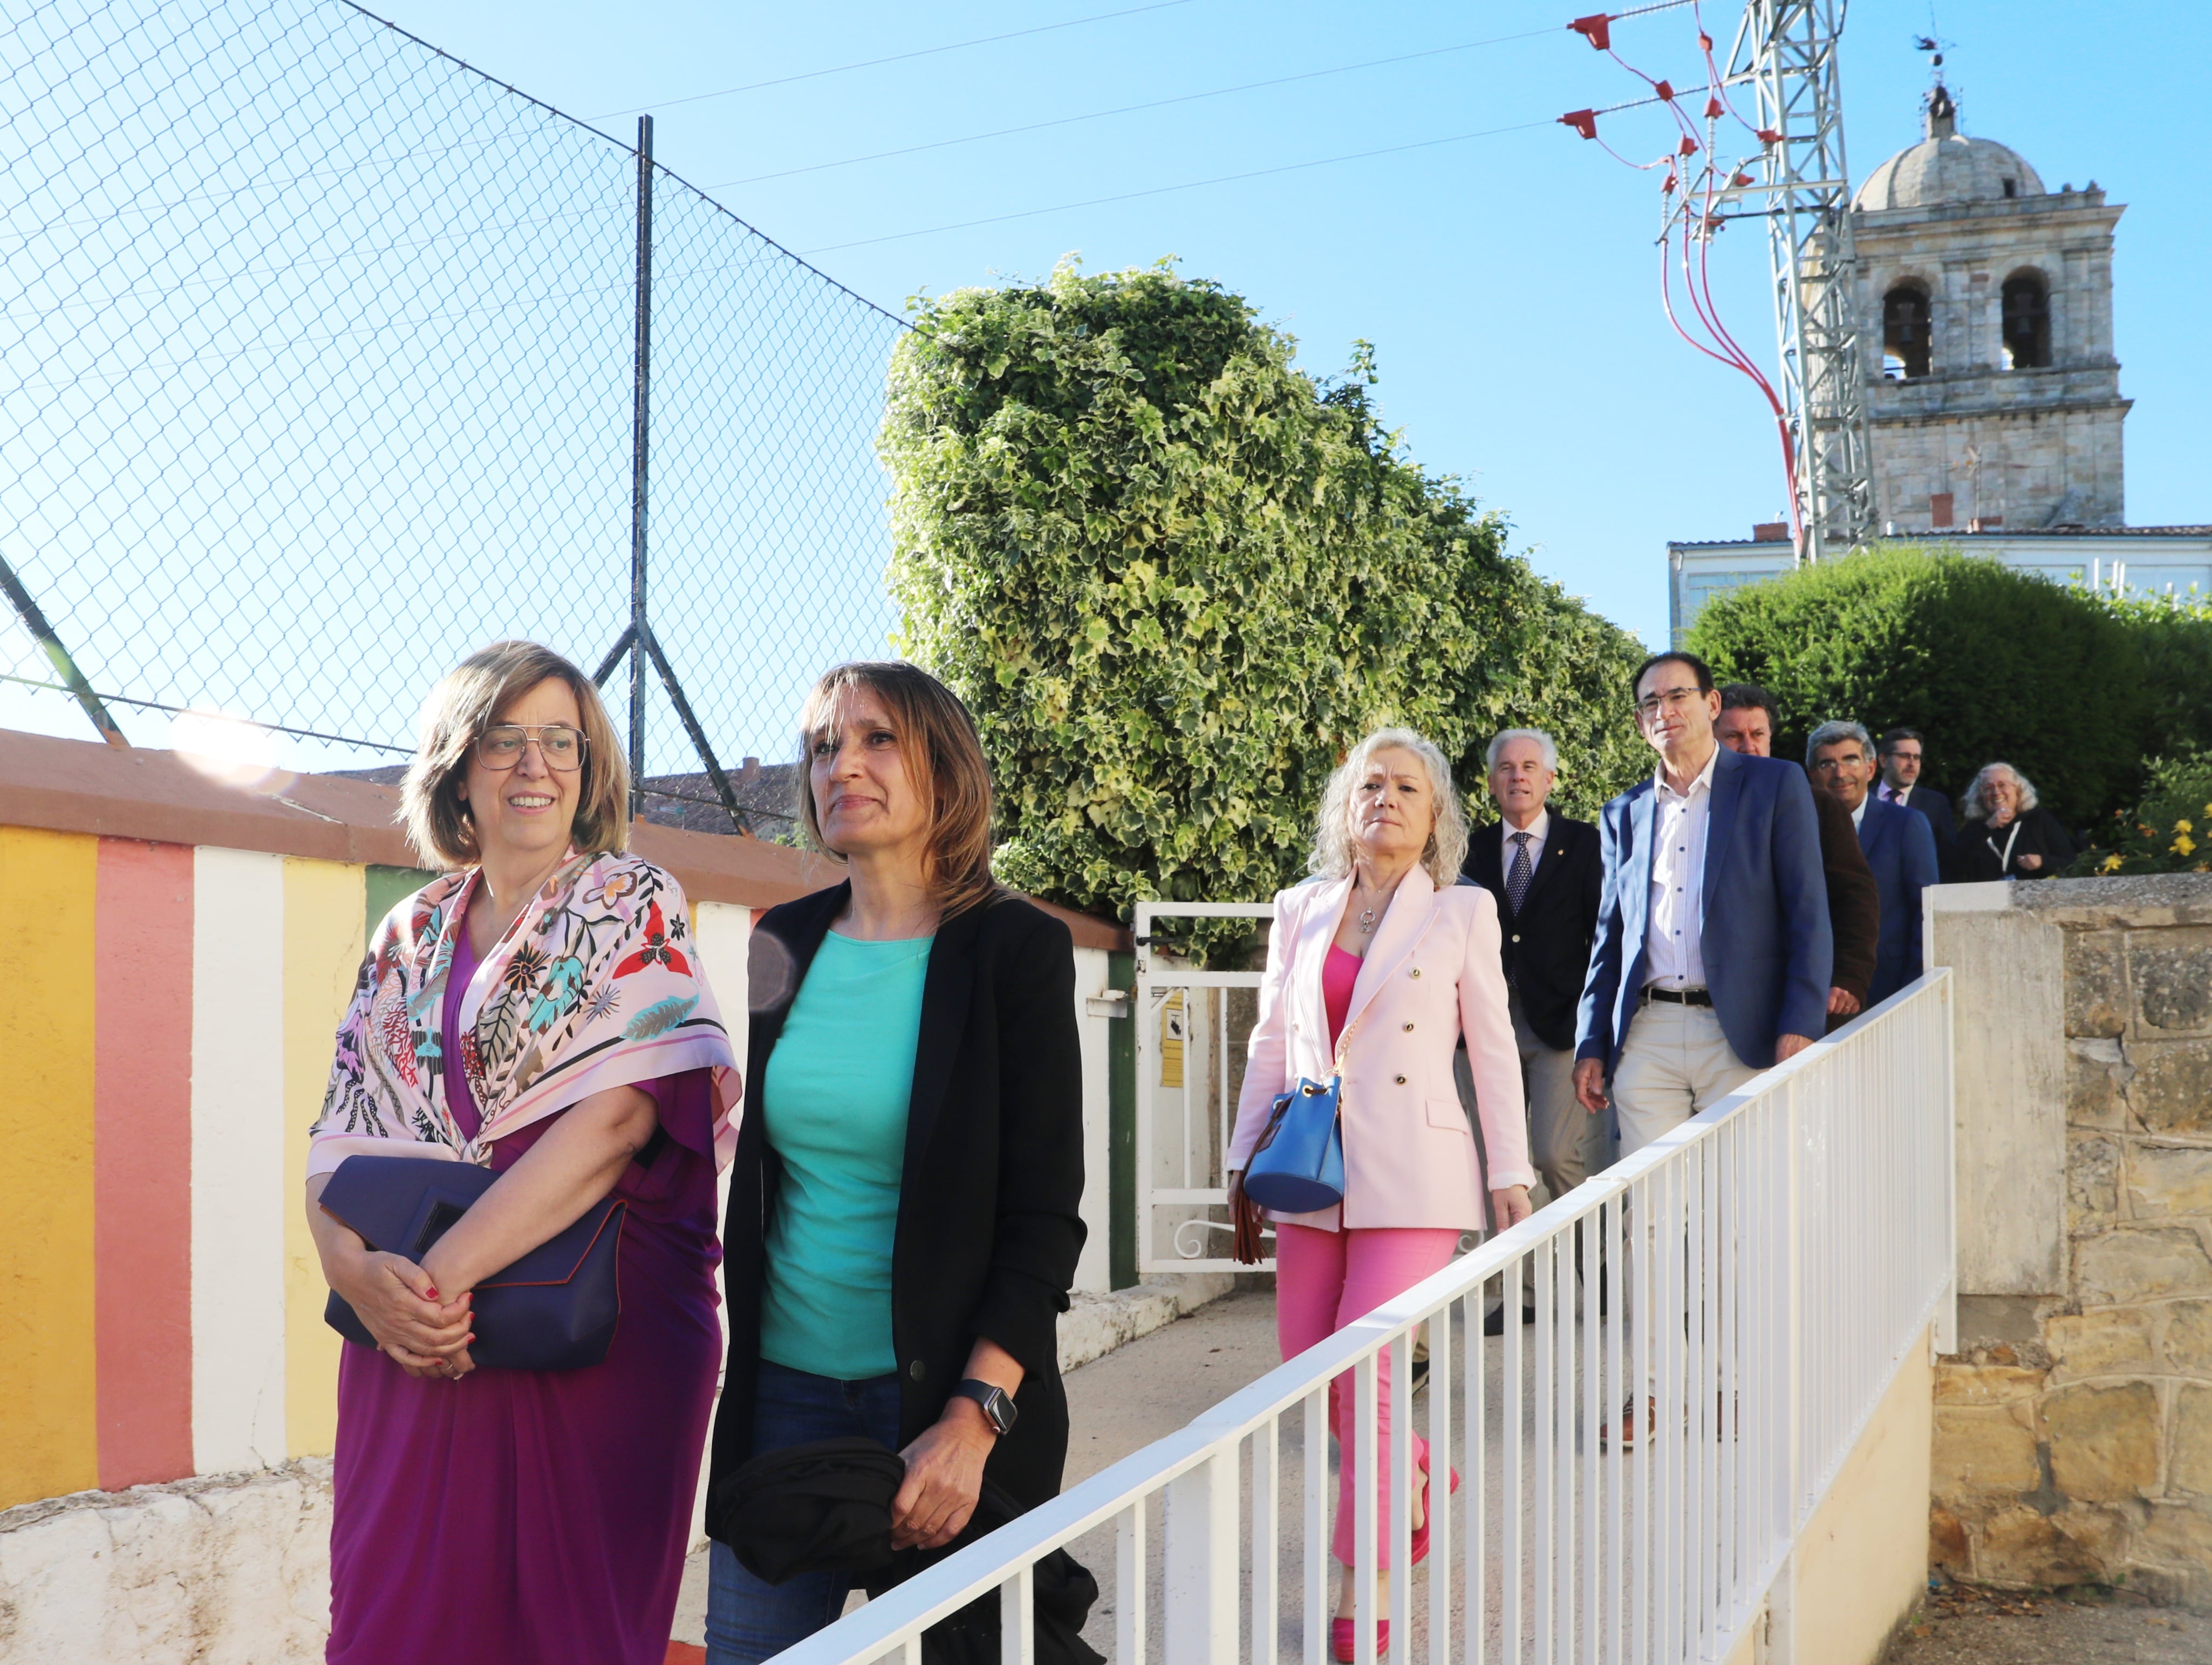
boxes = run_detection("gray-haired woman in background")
[1956,762,2076,881]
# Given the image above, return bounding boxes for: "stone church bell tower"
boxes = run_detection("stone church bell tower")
[1851,85,2128,531]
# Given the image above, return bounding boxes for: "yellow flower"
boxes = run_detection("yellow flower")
[2174,833,2199,857]
[2177,818,2197,835]
[2100,854,2125,874]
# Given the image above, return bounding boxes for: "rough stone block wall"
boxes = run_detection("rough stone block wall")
[1931,878,2212,1607]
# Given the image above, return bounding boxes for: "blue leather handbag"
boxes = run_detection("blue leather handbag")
[1241,1008,1367,1214]
[1242,1078,1346,1213]
[318,1152,626,1371]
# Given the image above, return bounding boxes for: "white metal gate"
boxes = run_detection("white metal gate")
[1132,900,1274,1273]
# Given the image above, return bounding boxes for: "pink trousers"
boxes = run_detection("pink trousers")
[1274,1223,1461,1568]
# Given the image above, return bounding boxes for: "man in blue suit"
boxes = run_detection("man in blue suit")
[1875,726,1958,879]
[1811,720,1941,1006]
[1573,651,1833,1158]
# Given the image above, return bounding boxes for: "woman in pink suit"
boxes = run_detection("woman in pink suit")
[1228,727,1534,1660]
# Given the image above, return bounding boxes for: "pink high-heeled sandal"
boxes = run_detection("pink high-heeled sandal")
[1330,1618,1387,1661]
[1408,1462,1461,1566]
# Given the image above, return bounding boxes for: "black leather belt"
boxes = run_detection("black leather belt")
[1642,985,1712,1007]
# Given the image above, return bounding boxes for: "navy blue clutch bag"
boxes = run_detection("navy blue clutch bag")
[319,1153,626,1372]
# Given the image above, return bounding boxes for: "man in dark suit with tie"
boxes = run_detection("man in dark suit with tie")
[1875,727,1957,878]
[1464,727,1607,1201]
[1464,727,1606,1334]
[1812,721,1941,1006]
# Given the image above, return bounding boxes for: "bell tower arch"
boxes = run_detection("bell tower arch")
[1850,85,2128,529]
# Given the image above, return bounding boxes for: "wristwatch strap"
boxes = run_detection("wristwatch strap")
[952,1378,1018,1436]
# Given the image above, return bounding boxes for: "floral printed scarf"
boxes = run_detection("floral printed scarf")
[309,849,739,1178]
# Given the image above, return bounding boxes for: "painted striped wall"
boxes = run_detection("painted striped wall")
[0,829,750,1511]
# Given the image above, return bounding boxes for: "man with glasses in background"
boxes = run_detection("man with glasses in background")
[1572,651,1832,1445]
[1875,727,1957,879]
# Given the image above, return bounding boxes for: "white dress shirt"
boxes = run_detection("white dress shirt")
[1643,748,1719,990]
[1501,807,1551,877]
[1851,797,1868,831]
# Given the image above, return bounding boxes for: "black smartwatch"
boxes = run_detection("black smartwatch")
[951,1379,1019,1437]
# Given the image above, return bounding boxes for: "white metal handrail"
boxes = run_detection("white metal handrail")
[777,972,1954,1665]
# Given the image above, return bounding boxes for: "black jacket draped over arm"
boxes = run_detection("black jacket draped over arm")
[706,884,1088,1538]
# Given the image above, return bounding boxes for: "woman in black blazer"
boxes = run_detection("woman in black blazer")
[1956,761,2077,881]
[702,662,1085,1665]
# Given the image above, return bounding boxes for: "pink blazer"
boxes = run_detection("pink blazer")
[1227,868,1534,1231]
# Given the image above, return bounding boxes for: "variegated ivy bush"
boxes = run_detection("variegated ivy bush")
[880,258,1645,949]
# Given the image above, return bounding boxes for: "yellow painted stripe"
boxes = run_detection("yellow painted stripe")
[283,858,365,1458]
[0,828,100,1506]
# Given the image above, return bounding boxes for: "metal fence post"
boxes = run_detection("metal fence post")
[1935,973,1959,1356]
[1163,1448,1237,1665]
[1108,947,1138,1289]
[0,552,127,746]
[1769,1076,1806,1665]
[628,113,654,814]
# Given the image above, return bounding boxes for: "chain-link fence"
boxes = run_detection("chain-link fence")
[1,0,907,831]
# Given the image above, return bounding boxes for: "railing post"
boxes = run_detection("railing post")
[1767,1076,1806,1665]
[1000,1562,1036,1665]
[1934,974,1958,1355]
[1164,1448,1237,1665]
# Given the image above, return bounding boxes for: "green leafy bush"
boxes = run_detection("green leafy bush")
[2099,588,2212,769]
[1685,548,2155,826]
[2067,751,2212,876]
[880,258,1644,934]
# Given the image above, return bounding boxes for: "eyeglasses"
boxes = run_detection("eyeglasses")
[474,724,587,772]
[1634,686,1704,721]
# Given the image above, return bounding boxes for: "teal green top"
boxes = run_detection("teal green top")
[757,930,933,1380]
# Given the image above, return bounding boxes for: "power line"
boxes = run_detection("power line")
[798,116,1556,256]
[708,25,1560,189]
[591,1,1199,119]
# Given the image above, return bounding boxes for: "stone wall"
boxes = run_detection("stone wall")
[0,1462,332,1664]
[1928,875,2212,1607]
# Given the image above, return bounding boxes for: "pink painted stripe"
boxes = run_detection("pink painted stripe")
[94,837,196,1490]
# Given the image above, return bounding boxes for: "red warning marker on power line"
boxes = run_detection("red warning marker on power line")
[1568,14,1612,51]
[1559,108,1599,140]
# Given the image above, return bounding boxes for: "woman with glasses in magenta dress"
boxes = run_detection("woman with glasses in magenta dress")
[306,640,739,1665]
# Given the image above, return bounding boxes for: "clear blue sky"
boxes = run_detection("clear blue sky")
[4,0,2204,761]
[369,0,2208,630]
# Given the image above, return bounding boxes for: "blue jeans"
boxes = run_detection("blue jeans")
[705,1361,904,1665]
